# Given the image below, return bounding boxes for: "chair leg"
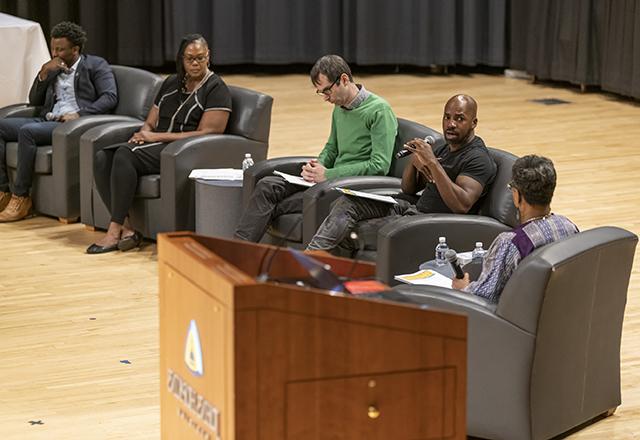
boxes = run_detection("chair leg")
[605,407,617,417]
[58,216,79,224]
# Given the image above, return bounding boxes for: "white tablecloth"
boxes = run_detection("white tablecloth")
[0,13,50,107]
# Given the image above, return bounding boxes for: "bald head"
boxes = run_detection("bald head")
[446,94,478,119]
[442,94,478,148]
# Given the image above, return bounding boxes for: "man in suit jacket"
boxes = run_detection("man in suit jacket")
[0,21,117,222]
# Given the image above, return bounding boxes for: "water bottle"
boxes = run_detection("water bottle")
[241,153,254,171]
[471,242,486,262]
[434,236,449,266]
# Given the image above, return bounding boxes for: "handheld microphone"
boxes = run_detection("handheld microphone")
[445,249,465,279]
[396,135,435,159]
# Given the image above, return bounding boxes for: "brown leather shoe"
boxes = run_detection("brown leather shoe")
[0,191,11,212]
[0,195,32,222]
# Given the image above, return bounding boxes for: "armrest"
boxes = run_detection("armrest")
[242,156,314,206]
[302,176,403,246]
[0,103,40,118]
[390,284,497,312]
[377,214,512,285]
[390,284,536,438]
[159,133,269,231]
[52,115,141,179]
[47,115,141,218]
[79,121,143,224]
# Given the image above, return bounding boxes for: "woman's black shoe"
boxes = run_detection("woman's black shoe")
[118,231,143,251]
[86,242,119,254]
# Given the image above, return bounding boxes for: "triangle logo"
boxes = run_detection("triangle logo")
[184,319,204,376]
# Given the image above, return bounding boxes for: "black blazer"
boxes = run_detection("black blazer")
[28,54,118,118]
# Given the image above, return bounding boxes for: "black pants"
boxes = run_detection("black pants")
[0,117,59,196]
[234,175,305,242]
[94,143,165,225]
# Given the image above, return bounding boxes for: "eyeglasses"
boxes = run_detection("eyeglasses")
[316,75,342,96]
[507,181,517,191]
[184,55,209,64]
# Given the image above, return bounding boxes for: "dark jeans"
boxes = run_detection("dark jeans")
[0,117,59,196]
[306,195,418,256]
[94,143,165,225]
[234,176,306,242]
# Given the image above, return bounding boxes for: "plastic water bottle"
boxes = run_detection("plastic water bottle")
[472,242,486,262]
[434,236,449,267]
[241,153,254,171]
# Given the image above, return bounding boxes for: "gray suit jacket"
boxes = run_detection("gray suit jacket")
[28,54,118,118]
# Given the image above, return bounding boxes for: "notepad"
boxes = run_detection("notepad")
[189,168,244,180]
[273,170,315,187]
[394,269,452,288]
[334,187,398,204]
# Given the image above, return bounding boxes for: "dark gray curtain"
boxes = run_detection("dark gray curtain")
[509,0,640,99]
[1,0,506,66]
[344,0,506,66]
[3,0,639,99]
[599,0,640,98]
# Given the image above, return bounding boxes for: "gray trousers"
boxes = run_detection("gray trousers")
[306,195,418,256]
[234,176,305,242]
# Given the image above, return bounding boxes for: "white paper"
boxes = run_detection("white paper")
[189,168,244,181]
[394,269,452,288]
[335,187,398,204]
[273,170,315,187]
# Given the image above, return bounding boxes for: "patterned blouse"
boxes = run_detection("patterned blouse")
[464,214,579,302]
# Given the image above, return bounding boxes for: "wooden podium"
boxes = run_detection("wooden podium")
[158,232,466,440]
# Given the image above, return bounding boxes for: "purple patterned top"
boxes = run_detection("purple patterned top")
[464,214,579,303]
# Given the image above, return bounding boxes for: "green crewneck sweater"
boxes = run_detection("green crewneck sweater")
[318,93,397,179]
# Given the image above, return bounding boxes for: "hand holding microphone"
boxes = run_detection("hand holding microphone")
[396,135,435,158]
[445,249,465,279]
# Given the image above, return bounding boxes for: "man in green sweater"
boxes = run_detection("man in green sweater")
[234,54,398,242]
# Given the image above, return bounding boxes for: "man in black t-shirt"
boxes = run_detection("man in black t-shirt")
[306,94,497,256]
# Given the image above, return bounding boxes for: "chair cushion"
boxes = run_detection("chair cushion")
[111,66,162,120]
[135,174,160,198]
[477,148,519,227]
[6,142,52,174]
[269,213,303,242]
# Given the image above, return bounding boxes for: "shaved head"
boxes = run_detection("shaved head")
[442,94,478,148]
[445,94,478,119]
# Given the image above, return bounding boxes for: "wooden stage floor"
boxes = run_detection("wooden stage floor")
[1,72,639,439]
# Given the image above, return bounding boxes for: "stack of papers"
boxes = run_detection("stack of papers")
[335,187,397,204]
[394,269,452,288]
[273,170,315,187]
[189,169,244,181]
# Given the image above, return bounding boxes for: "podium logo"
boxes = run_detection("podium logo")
[184,319,204,376]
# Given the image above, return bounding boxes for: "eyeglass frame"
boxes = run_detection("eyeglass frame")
[183,54,209,64]
[316,75,342,96]
[507,181,518,191]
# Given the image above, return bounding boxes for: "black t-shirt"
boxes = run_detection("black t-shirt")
[414,136,497,214]
[153,73,232,133]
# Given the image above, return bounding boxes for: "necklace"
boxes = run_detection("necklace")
[525,213,552,223]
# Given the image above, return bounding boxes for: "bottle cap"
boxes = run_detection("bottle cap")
[475,242,483,248]
[438,236,446,243]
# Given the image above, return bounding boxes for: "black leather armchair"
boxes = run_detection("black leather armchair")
[79,85,273,239]
[376,147,519,284]
[391,226,638,440]
[241,118,444,248]
[0,65,162,222]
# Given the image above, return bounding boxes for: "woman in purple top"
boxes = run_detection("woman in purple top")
[453,155,579,302]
